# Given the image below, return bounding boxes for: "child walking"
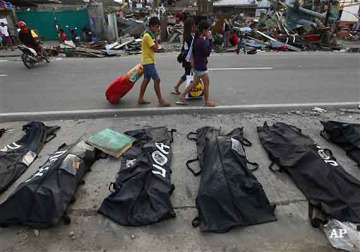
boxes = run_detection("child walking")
[138,17,170,107]
[176,20,215,107]
[172,17,196,95]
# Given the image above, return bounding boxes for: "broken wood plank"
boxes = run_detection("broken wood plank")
[255,30,302,52]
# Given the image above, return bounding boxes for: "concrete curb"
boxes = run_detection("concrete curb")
[0,102,358,122]
[0,54,21,58]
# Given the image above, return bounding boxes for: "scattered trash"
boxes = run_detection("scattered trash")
[323,219,360,251]
[69,231,76,240]
[312,107,327,113]
[339,109,360,114]
[309,111,321,116]
[31,0,357,58]
[33,229,39,237]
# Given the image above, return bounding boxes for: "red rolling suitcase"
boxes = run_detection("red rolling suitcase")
[105,64,144,105]
[105,76,133,105]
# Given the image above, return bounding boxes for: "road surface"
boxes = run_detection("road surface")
[0,52,359,113]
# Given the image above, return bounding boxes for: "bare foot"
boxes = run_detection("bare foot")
[138,100,151,105]
[204,101,216,107]
[159,100,171,107]
[171,87,181,95]
[171,90,181,95]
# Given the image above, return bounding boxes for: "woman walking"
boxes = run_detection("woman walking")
[172,17,196,95]
[176,20,216,107]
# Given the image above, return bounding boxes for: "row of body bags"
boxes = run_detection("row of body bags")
[0,121,359,249]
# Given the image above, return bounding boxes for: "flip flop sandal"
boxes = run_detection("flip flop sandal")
[176,100,188,105]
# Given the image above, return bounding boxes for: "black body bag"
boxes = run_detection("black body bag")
[186,127,276,233]
[321,120,360,167]
[0,128,6,138]
[257,122,360,226]
[0,121,60,193]
[98,127,176,226]
[0,140,98,228]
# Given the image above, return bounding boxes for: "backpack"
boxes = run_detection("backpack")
[98,127,177,226]
[177,35,194,64]
[186,127,276,233]
[0,140,98,228]
[0,122,59,193]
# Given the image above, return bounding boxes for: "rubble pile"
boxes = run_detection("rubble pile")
[55,14,183,57]
[43,0,358,57]
[212,0,359,53]
[56,36,143,58]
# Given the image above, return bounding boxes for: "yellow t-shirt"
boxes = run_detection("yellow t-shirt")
[141,32,155,65]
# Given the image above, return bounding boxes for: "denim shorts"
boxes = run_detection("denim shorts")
[143,64,160,81]
[194,70,208,78]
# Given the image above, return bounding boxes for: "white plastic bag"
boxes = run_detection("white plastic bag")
[323,219,360,251]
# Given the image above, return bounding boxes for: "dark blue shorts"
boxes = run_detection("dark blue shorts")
[143,64,160,81]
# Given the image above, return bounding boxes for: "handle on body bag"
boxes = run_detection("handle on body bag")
[186,158,201,176]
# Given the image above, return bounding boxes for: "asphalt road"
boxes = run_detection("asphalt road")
[0,52,359,113]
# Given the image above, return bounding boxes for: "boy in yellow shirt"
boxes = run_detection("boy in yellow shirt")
[138,17,170,107]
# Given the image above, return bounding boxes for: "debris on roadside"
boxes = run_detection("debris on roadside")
[291,110,303,115]
[209,0,359,53]
[69,231,76,240]
[339,108,360,114]
[312,107,327,113]
[39,0,359,58]
[33,229,40,237]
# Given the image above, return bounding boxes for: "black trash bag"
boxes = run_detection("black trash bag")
[321,121,360,167]
[0,140,98,228]
[186,127,276,233]
[0,121,60,193]
[258,122,360,226]
[98,127,176,226]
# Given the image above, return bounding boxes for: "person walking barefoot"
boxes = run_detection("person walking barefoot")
[138,17,170,107]
[176,20,216,107]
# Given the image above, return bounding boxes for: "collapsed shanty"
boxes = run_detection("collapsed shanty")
[210,0,359,53]
[7,0,355,57]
